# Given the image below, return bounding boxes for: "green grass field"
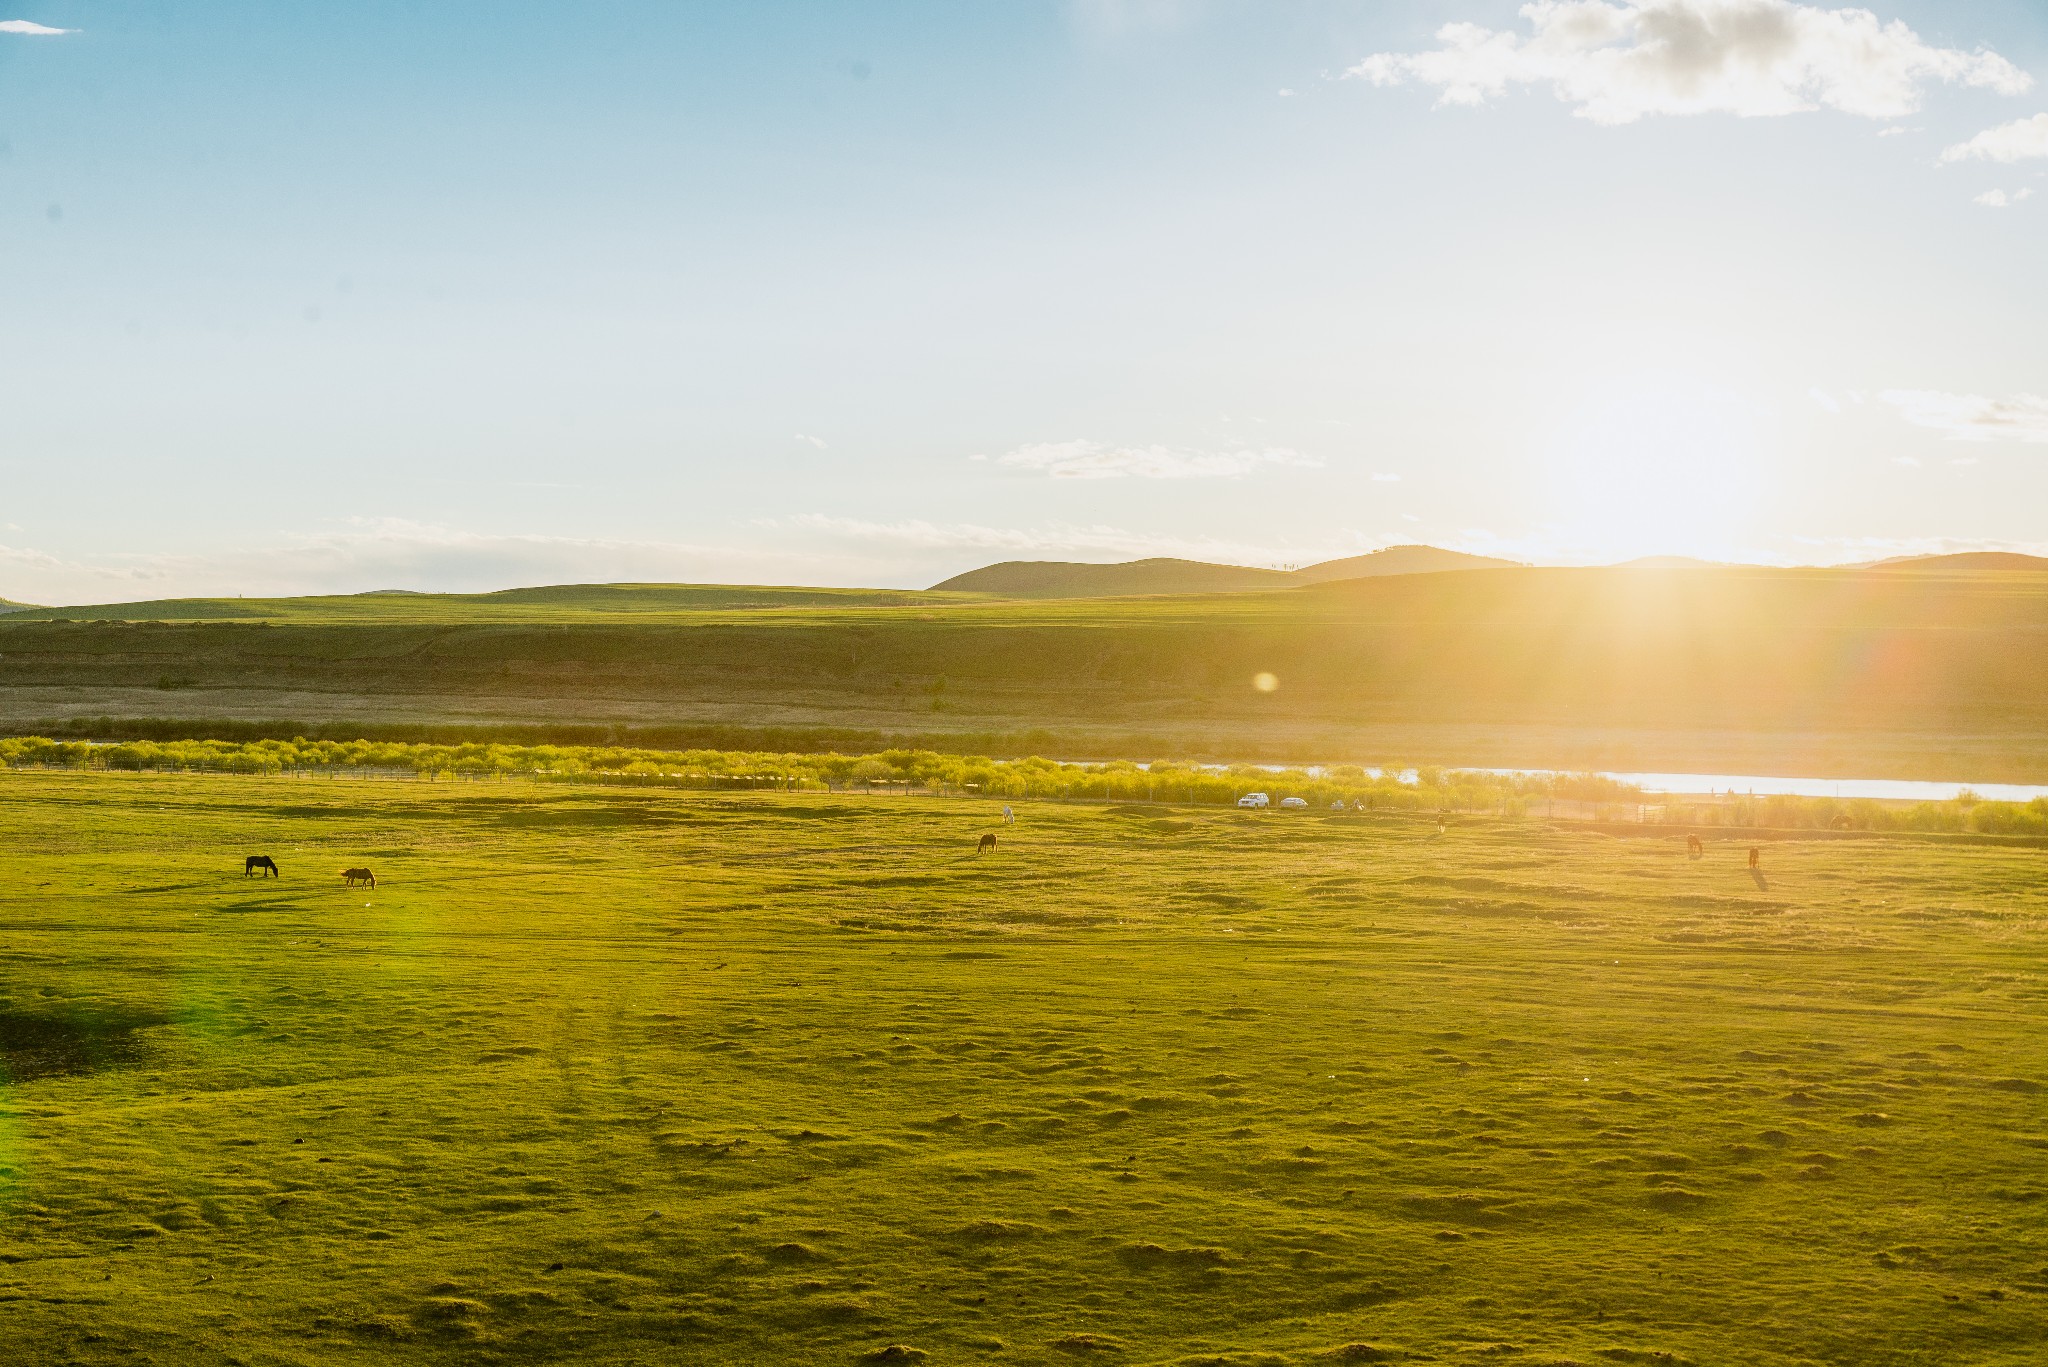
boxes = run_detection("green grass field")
[6,567,2048,779]
[2,772,2044,1365]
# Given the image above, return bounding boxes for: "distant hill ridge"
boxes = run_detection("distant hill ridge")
[4,549,2044,619]
[930,545,1523,598]
[1861,551,2048,574]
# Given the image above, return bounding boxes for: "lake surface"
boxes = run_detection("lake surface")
[1547,770,2048,804]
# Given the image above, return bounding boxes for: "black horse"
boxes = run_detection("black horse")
[245,855,279,878]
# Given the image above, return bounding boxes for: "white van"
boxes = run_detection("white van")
[1237,792,1269,808]
[1280,796,1308,809]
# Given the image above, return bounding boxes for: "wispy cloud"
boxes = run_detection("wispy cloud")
[0,19,71,35]
[984,440,1319,480]
[1809,386,1842,413]
[1349,1,2030,125]
[1881,389,2048,443]
[1942,112,2048,163]
[793,433,829,449]
[1972,187,2033,208]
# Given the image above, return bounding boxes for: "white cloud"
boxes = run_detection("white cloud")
[0,19,71,35]
[1942,112,2048,163]
[1972,187,2032,208]
[793,432,828,449]
[988,440,1319,480]
[1880,389,2048,443]
[1349,1,2030,125]
[1890,455,1920,467]
[1808,386,1841,413]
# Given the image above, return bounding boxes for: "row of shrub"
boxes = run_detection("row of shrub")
[0,736,1609,814]
[0,734,2040,835]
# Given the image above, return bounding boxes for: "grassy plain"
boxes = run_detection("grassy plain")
[5,567,2048,779]
[2,771,2044,1365]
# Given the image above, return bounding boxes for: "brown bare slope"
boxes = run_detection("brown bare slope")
[1864,551,2048,574]
[1287,544,1522,582]
[930,545,1518,597]
[928,557,1292,597]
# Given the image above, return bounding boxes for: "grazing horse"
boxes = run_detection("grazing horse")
[1747,846,1761,871]
[244,855,279,878]
[1686,835,1704,859]
[977,833,997,854]
[342,867,376,889]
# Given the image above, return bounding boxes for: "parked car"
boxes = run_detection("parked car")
[1330,799,1347,810]
[1237,792,1269,808]
[1280,796,1308,809]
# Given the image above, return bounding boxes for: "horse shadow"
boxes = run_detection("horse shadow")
[1749,868,1770,891]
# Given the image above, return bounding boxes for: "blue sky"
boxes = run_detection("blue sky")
[2,0,2045,600]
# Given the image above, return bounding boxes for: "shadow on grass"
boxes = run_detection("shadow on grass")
[0,1004,172,1082]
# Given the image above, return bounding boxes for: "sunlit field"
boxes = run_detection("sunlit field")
[6,566,2048,782]
[2,771,2044,1366]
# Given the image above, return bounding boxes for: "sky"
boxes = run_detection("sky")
[1,0,2046,602]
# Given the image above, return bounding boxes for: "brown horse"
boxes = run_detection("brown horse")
[977,833,997,854]
[342,867,376,888]
[244,855,278,878]
[1747,846,1761,871]
[1686,835,1704,858]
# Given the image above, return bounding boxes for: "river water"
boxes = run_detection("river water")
[1526,770,2048,804]
[1075,759,2048,804]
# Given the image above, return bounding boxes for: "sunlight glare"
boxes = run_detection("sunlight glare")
[1539,379,1772,564]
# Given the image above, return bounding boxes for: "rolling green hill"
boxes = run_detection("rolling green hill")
[0,581,961,624]
[1,565,2046,780]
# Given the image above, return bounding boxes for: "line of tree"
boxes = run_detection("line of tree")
[1651,791,2048,836]
[0,735,1613,813]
